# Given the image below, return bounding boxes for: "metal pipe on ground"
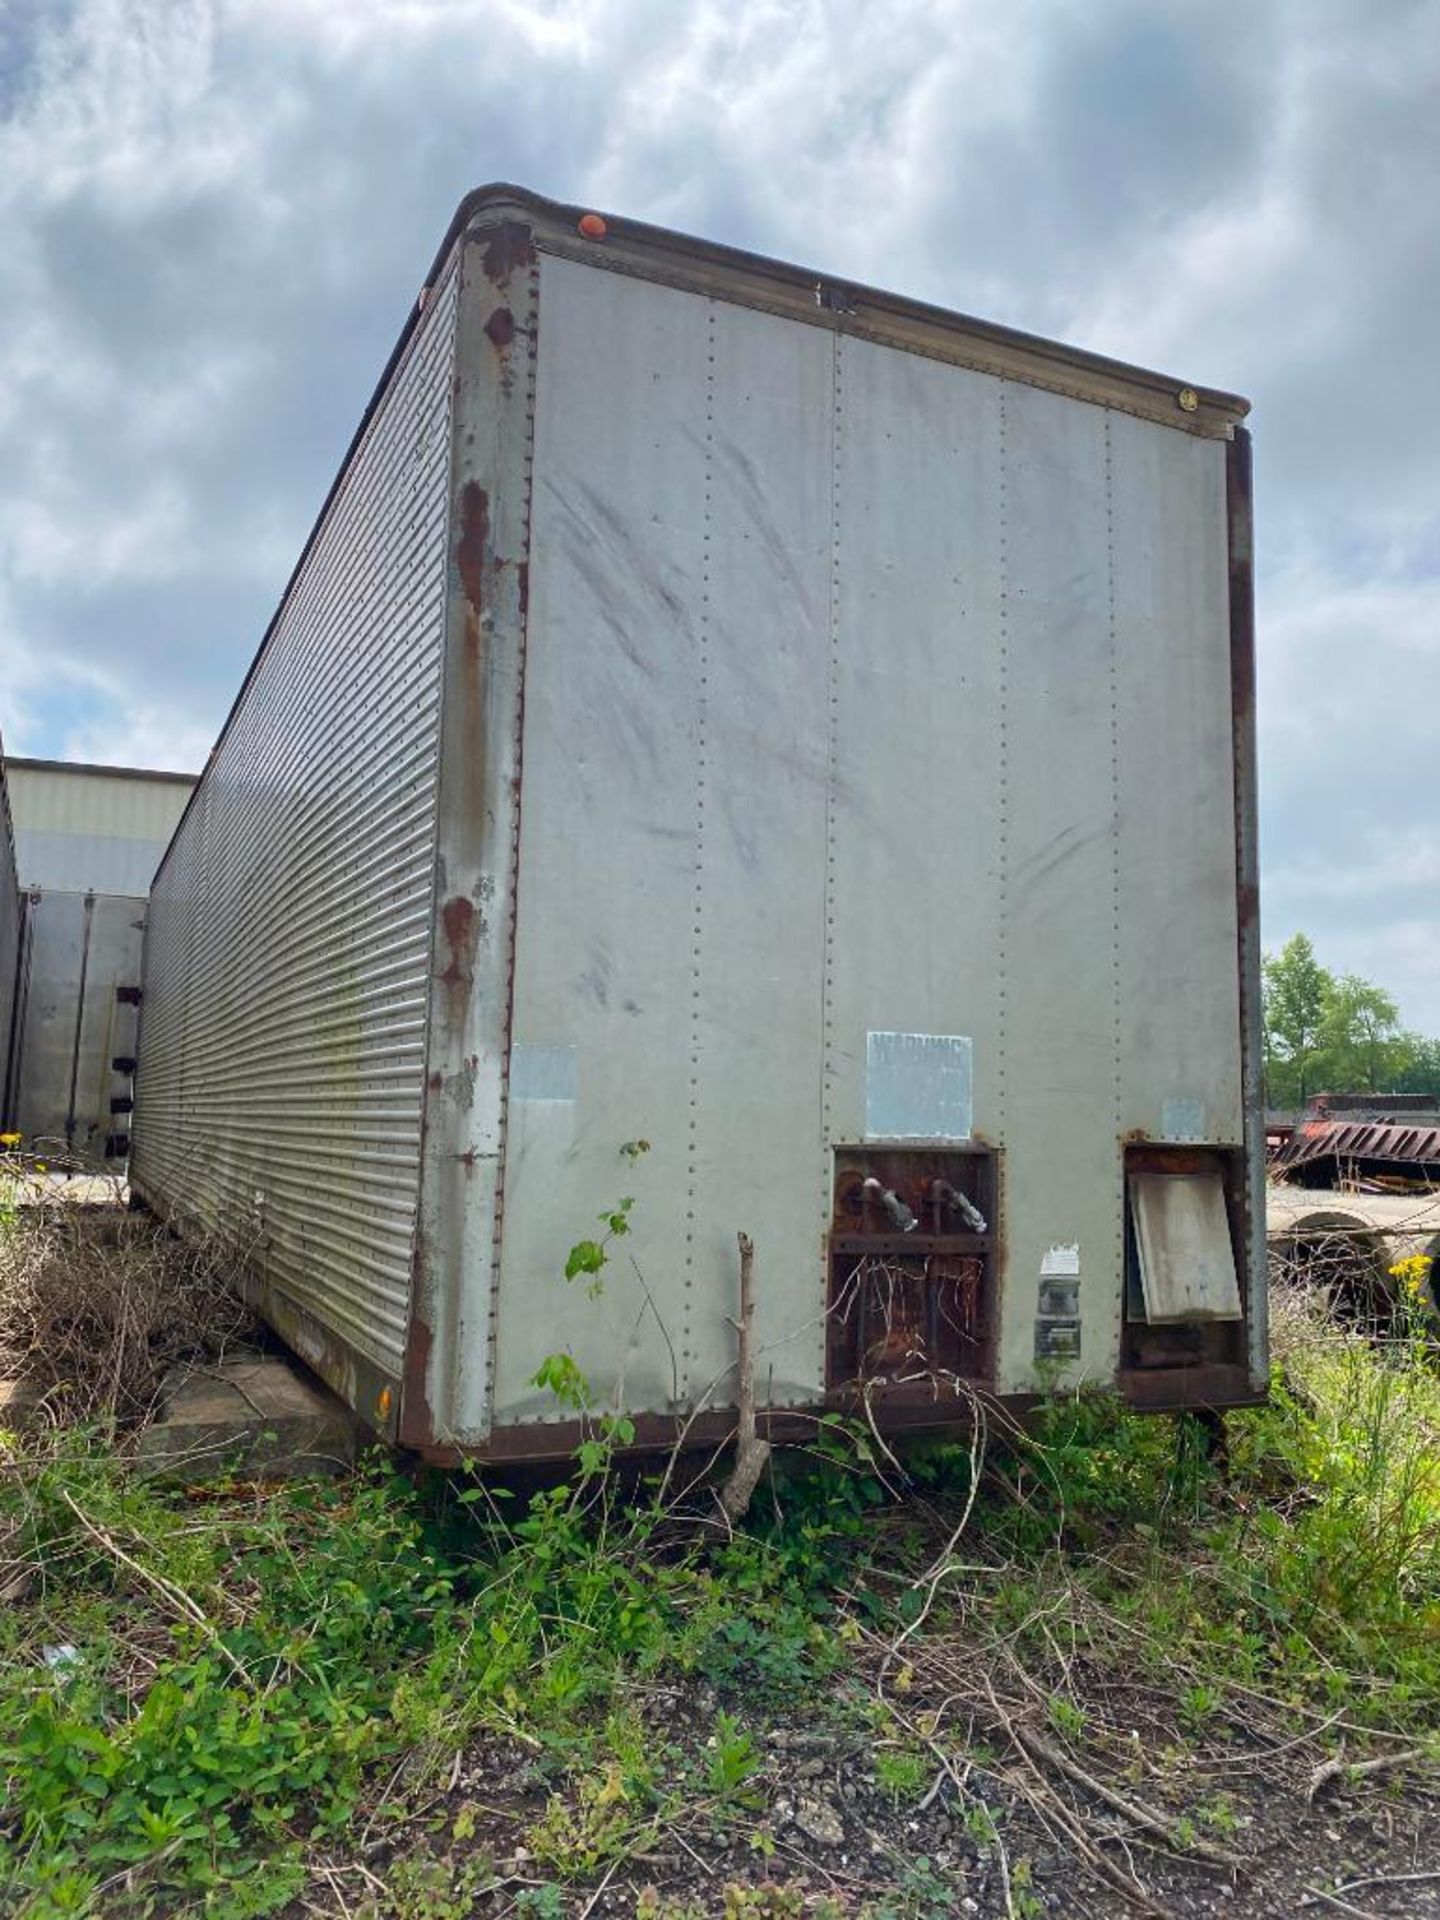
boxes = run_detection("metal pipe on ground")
[1267,1185,1440,1325]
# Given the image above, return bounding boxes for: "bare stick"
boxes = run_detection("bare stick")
[995,1827,1017,1920]
[1301,1888,1383,1920]
[577,1855,624,1919]
[1332,1871,1440,1897]
[719,1232,771,1524]
[1011,1720,1244,1873]
[1308,1746,1431,1803]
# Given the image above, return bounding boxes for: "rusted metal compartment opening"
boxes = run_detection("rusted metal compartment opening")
[131,186,1263,1460]
[827,1148,997,1403]
[1119,1145,1256,1406]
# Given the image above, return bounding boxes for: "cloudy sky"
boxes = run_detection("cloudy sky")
[1,0,1437,1026]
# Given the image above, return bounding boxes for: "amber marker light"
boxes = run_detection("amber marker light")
[578,211,608,239]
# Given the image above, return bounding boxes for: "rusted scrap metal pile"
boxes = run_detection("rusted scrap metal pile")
[1268,1096,1440,1322]
[1271,1093,1440,1191]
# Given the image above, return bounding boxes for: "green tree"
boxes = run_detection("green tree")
[1263,934,1333,1107]
[1387,1032,1440,1098]
[1320,974,1402,1092]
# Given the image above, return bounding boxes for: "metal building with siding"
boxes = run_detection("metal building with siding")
[8,759,196,896]
[132,186,1263,1460]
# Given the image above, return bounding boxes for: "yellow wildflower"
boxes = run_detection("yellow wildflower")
[1388,1254,1433,1300]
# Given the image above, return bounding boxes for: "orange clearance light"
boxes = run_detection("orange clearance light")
[378,1387,392,1420]
[578,211,608,240]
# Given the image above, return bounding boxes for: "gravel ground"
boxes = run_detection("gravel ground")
[308,1682,1440,1919]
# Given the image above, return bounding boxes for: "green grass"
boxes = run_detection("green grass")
[0,1429,859,1915]
[1,1273,1438,1915]
[989,1285,1440,1718]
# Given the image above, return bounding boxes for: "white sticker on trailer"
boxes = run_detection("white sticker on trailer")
[864,1032,973,1140]
[1040,1244,1081,1277]
[1161,1097,1207,1142]
[509,1043,579,1103]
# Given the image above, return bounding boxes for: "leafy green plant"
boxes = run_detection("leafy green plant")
[705,1710,760,1801]
[1196,1791,1239,1836]
[1179,1682,1223,1731]
[0,1457,462,1913]
[873,1743,929,1804]
[1011,1855,1043,1920]
[382,1852,496,1920]
[525,1761,660,1875]
[8,1148,1440,1918]
[1046,1695,1087,1741]
[513,1886,566,1920]
[962,1799,999,1847]
[560,1139,650,1296]
[528,1147,650,1476]
[867,1856,956,1920]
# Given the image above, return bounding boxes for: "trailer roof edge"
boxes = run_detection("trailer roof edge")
[451,183,1250,432]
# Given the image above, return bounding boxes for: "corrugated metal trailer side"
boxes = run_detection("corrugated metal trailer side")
[135,186,1261,1458]
[132,243,465,1423]
[0,743,20,1127]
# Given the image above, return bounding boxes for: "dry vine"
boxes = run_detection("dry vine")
[0,1155,256,1428]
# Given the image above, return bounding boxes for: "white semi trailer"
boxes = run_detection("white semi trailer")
[132,187,1263,1460]
[0,742,19,1127]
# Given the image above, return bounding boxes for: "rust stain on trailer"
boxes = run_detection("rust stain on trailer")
[485,307,516,351]
[1124,1141,1220,1177]
[399,1299,437,1447]
[481,221,536,286]
[1121,1363,1262,1413]
[457,482,490,628]
[1226,425,1261,1354]
[439,895,479,990]
[413,1392,1060,1469]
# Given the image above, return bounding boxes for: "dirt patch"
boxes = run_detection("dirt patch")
[299,1675,1440,1918]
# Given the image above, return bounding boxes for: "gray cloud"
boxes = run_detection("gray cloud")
[2,0,1437,1024]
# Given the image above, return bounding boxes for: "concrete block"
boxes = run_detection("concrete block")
[137,1356,358,1482]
